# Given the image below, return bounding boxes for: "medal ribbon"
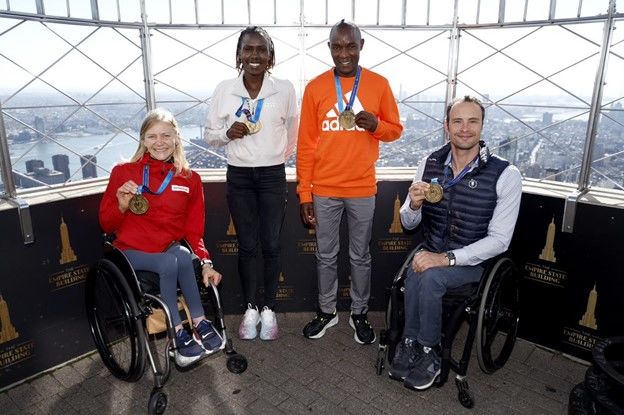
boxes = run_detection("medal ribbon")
[441,155,478,190]
[334,66,361,113]
[235,97,264,123]
[139,164,174,195]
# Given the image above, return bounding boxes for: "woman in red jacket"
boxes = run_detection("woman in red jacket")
[99,108,223,366]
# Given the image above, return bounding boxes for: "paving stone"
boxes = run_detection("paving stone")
[7,382,44,409]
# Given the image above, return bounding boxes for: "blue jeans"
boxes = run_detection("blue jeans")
[226,164,287,310]
[123,244,204,328]
[403,264,483,347]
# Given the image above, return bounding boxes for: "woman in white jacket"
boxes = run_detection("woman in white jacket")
[204,26,298,341]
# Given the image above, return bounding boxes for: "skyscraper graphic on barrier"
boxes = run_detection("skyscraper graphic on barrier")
[579,284,598,330]
[539,217,557,262]
[0,290,19,344]
[388,194,403,234]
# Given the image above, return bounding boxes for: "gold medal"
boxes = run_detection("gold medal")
[129,194,149,215]
[425,183,444,203]
[339,109,356,129]
[244,119,263,135]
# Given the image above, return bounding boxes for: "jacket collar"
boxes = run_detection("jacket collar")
[231,72,278,100]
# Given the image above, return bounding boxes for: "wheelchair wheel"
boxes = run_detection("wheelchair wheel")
[476,257,519,374]
[226,353,248,374]
[86,258,147,382]
[148,388,168,415]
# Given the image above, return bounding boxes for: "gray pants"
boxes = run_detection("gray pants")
[313,195,375,314]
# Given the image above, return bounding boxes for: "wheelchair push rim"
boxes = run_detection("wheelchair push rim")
[86,258,147,382]
[476,257,520,374]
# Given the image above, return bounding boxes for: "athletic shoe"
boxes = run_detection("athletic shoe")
[349,312,376,344]
[388,337,422,381]
[259,306,279,340]
[194,319,224,353]
[302,311,338,339]
[174,328,204,367]
[238,303,260,340]
[404,345,441,391]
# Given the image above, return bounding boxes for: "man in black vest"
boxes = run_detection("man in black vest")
[389,96,522,391]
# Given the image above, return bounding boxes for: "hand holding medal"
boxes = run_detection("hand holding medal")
[424,178,444,203]
[235,97,264,135]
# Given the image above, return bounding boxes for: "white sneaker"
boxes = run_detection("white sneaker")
[238,303,260,340]
[260,306,279,340]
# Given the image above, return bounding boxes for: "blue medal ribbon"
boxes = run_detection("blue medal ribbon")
[441,155,479,190]
[139,164,174,195]
[334,66,362,113]
[235,97,264,123]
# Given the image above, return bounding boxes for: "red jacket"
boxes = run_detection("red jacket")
[99,154,210,260]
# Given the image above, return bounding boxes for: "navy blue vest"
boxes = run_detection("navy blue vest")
[421,144,509,253]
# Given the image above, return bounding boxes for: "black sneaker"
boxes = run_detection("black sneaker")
[388,337,422,381]
[403,345,441,391]
[302,311,338,339]
[349,313,376,344]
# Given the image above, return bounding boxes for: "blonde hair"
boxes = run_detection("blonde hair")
[130,108,190,176]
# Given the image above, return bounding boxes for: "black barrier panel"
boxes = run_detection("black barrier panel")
[512,193,624,362]
[0,195,103,388]
[1,181,623,389]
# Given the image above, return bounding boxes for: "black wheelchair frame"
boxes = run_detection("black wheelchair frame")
[375,245,520,408]
[85,241,247,415]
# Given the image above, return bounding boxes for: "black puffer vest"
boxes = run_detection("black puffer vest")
[421,143,509,253]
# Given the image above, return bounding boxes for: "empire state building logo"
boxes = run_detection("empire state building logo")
[226,214,236,236]
[579,283,598,330]
[539,217,557,262]
[0,291,19,344]
[388,194,403,234]
[59,216,77,264]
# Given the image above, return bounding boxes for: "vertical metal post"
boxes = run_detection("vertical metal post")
[351,0,355,22]
[0,102,16,198]
[498,0,506,24]
[549,0,557,20]
[299,0,307,96]
[35,0,44,15]
[443,0,461,141]
[90,0,99,20]
[140,0,156,111]
[0,101,34,244]
[562,0,615,233]
[401,0,406,27]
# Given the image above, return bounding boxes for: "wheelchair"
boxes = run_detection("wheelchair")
[375,245,520,408]
[85,240,248,415]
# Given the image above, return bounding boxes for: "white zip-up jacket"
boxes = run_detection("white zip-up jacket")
[204,73,298,167]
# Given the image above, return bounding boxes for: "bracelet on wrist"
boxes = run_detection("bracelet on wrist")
[200,259,213,268]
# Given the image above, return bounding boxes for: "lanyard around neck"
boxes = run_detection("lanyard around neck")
[442,155,478,189]
[334,66,361,113]
[235,97,265,123]
[138,164,174,195]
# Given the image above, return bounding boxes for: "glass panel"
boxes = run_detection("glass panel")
[378,0,401,25]
[429,0,454,25]
[275,0,299,25]
[97,0,119,21]
[120,0,140,23]
[171,0,196,24]
[7,0,36,14]
[476,0,500,24]
[197,0,222,24]
[249,0,275,25]
[456,23,602,185]
[68,0,92,19]
[223,0,249,25]
[457,0,478,25]
[327,0,351,25]
[405,0,430,25]
[44,0,68,17]
[525,0,550,21]
[591,20,624,190]
[555,0,581,19]
[145,0,170,24]
[581,0,610,17]
[354,0,378,26]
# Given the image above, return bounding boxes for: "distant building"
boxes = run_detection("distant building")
[81,155,97,179]
[498,137,518,164]
[52,154,70,181]
[543,112,553,124]
[33,116,45,139]
[20,167,65,188]
[25,159,44,173]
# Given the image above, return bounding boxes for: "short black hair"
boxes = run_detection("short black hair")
[235,26,275,74]
[329,19,361,43]
[445,95,485,123]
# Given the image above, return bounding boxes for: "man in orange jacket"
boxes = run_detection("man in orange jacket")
[297,20,403,344]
